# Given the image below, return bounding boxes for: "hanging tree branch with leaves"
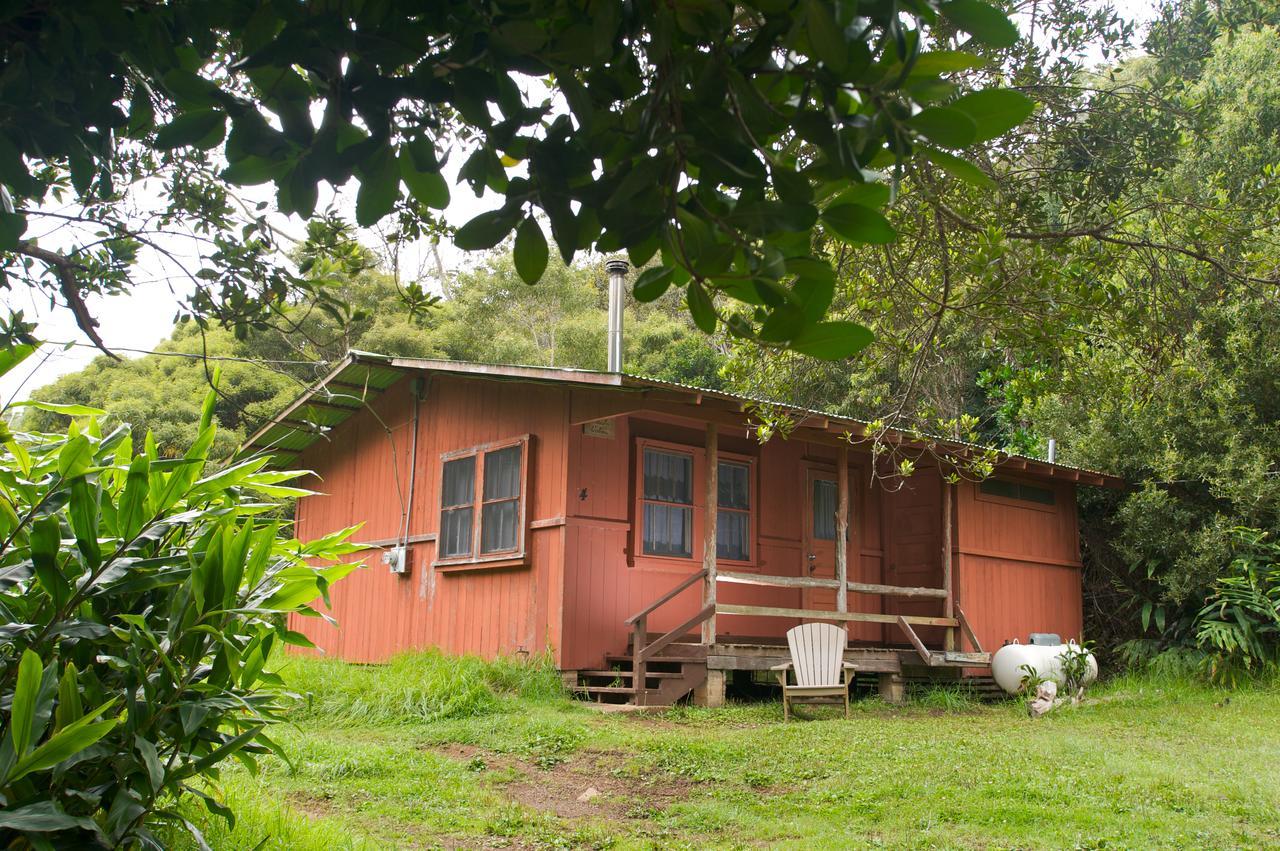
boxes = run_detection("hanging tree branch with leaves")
[0,0,1033,361]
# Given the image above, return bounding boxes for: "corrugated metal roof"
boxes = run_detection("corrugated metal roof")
[241,351,1122,486]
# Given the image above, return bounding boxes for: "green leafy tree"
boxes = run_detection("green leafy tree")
[25,240,727,457]
[712,0,1280,658]
[0,0,1033,361]
[0,357,361,847]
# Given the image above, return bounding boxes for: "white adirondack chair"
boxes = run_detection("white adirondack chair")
[771,622,854,720]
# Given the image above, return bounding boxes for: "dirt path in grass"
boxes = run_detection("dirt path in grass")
[433,743,694,822]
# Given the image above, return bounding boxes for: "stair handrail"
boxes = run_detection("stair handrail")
[625,568,710,706]
[624,568,708,626]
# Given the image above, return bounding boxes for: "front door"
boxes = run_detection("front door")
[803,468,839,614]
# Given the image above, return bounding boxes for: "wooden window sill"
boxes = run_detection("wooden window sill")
[434,555,529,572]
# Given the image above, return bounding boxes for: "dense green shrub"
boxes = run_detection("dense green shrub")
[1119,528,1280,686]
[0,373,361,848]
[1193,529,1280,686]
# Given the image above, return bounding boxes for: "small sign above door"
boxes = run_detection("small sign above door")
[582,419,616,439]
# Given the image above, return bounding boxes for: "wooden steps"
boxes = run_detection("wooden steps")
[577,669,681,679]
[575,638,990,707]
[574,641,709,707]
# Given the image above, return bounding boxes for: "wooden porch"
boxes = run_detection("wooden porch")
[574,425,991,707]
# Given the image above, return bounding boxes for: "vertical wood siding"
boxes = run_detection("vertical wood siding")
[560,413,887,670]
[953,477,1084,651]
[289,374,568,663]
[286,373,1088,674]
[883,466,945,646]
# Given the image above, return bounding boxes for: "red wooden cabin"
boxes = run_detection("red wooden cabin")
[246,351,1121,706]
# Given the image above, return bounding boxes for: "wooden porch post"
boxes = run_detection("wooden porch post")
[701,423,718,645]
[942,477,955,651]
[835,446,849,623]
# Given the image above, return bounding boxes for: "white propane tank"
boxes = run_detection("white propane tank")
[991,641,1098,695]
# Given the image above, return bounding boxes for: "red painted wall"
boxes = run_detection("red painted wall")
[953,476,1084,652]
[288,372,1086,674]
[560,405,886,670]
[883,466,945,646]
[290,374,569,663]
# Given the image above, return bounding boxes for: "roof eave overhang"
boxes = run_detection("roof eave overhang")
[240,353,1123,489]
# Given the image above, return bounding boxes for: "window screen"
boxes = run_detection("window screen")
[717,461,750,561]
[641,448,693,557]
[979,478,1055,506]
[480,444,522,553]
[440,456,476,557]
[812,478,837,541]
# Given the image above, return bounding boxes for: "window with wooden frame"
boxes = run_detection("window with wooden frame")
[977,477,1056,510]
[640,446,694,558]
[437,436,529,565]
[717,460,751,561]
[634,439,756,565]
[811,478,838,541]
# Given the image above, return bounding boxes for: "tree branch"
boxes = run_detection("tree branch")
[14,240,120,359]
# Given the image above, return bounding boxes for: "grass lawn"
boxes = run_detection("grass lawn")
[176,653,1280,850]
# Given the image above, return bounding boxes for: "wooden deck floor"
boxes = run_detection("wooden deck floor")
[707,640,989,674]
[635,633,991,675]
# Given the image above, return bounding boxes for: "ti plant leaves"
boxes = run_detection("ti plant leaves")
[0,386,361,847]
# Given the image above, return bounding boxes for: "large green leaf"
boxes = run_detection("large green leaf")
[759,304,807,343]
[821,204,897,244]
[9,711,118,782]
[220,155,283,186]
[355,146,400,227]
[0,801,100,833]
[10,649,43,758]
[513,216,549,285]
[68,476,102,569]
[260,577,324,610]
[909,50,986,77]
[686,281,717,333]
[400,157,450,210]
[154,108,226,150]
[54,662,82,732]
[117,455,151,541]
[906,107,978,149]
[943,0,1020,48]
[454,209,518,251]
[726,200,818,235]
[805,0,847,71]
[633,266,674,302]
[0,343,35,379]
[29,515,69,610]
[923,148,994,188]
[56,435,93,479]
[0,210,26,250]
[13,400,107,416]
[950,88,1035,142]
[788,257,837,322]
[789,321,875,360]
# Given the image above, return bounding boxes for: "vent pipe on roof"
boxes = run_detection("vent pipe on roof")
[605,259,628,373]
[1046,438,1057,464]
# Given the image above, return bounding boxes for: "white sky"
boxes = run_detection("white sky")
[0,0,1161,405]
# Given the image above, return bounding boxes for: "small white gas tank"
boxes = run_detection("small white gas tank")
[991,641,1098,695]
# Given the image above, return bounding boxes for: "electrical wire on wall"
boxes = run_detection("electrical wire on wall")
[397,376,428,564]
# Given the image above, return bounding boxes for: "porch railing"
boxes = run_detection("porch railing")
[620,426,980,703]
[624,567,963,683]
[624,568,711,706]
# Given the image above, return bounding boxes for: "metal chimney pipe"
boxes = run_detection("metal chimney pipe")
[605,259,628,373]
[1046,438,1057,464]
